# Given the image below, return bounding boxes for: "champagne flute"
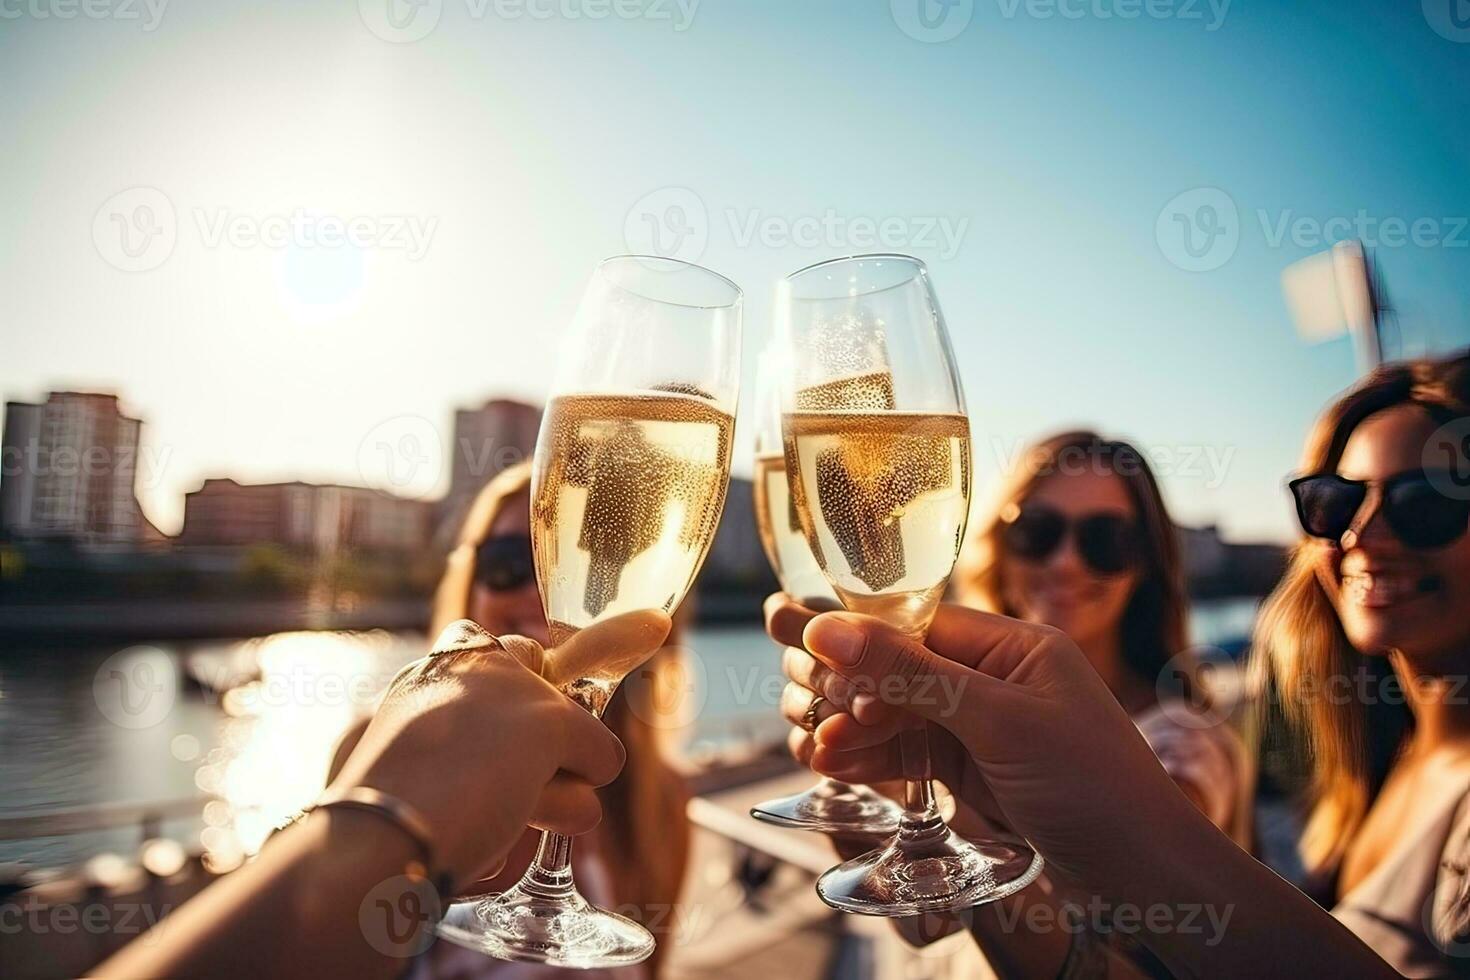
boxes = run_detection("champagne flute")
[439,255,742,966]
[749,347,904,834]
[775,254,1042,916]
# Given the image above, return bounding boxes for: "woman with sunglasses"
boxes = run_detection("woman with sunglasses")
[770,349,1470,977]
[957,432,1246,840]
[1255,350,1470,972]
[777,432,1244,977]
[332,461,692,978]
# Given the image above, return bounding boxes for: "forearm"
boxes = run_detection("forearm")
[97,809,427,980]
[967,873,1169,980]
[1094,794,1394,980]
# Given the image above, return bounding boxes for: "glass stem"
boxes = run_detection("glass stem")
[518,830,577,901]
[896,726,947,845]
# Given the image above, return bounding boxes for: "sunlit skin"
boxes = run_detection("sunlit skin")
[1318,405,1470,667]
[464,494,661,980]
[997,469,1150,710]
[465,490,567,897]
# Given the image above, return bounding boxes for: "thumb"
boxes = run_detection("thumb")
[544,609,673,691]
[803,612,1000,742]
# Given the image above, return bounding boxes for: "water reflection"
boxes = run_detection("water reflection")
[186,630,419,865]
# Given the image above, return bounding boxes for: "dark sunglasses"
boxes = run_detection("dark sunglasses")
[1000,504,1141,575]
[473,535,536,592]
[1289,469,1470,550]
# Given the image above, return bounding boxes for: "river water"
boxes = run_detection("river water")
[0,598,1257,871]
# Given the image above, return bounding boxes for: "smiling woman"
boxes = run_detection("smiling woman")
[1253,348,1470,973]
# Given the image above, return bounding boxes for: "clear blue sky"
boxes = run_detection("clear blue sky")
[2,0,1467,539]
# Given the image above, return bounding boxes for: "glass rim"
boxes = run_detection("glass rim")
[596,254,743,311]
[781,253,928,300]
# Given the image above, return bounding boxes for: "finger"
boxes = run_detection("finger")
[430,618,502,656]
[497,635,546,676]
[763,593,820,650]
[813,709,913,750]
[780,682,841,731]
[924,603,1061,679]
[810,741,903,784]
[787,726,816,767]
[785,645,906,727]
[782,646,860,712]
[456,857,511,898]
[545,609,673,691]
[555,707,627,786]
[803,611,1011,741]
[527,775,604,836]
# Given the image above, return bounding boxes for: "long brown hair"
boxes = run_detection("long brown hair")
[433,462,691,958]
[1252,350,1470,873]
[956,431,1190,692]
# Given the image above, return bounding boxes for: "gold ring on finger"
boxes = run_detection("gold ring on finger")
[800,694,827,734]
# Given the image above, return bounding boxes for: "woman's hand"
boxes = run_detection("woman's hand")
[772,597,1173,886]
[768,596,1010,841]
[98,610,673,980]
[330,610,671,891]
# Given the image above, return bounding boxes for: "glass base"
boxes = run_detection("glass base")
[750,778,903,834]
[437,882,655,969]
[815,826,1043,916]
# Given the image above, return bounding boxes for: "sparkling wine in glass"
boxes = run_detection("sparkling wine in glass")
[438,255,741,966]
[749,348,903,834]
[776,254,1042,916]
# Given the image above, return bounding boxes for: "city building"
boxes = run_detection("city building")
[437,398,542,545]
[0,392,154,547]
[180,479,433,555]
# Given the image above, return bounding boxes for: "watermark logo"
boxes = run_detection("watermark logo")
[624,187,709,263]
[93,193,436,273]
[1156,187,1239,272]
[357,415,445,499]
[891,0,974,42]
[193,209,436,260]
[624,187,972,263]
[0,895,173,938]
[94,645,177,729]
[1423,0,1470,43]
[726,208,969,260]
[1153,648,1235,730]
[622,644,707,730]
[359,874,441,957]
[1259,209,1468,251]
[993,0,1230,30]
[359,0,698,42]
[359,0,443,42]
[93,187,177,273]
[0,0,169,30]
[1424,417,1470,502]
[0,438,175,491]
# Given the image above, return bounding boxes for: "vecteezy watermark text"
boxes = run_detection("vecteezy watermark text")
[889,0,1229,42]
[0,895,173,939]
[1156,188,1469,272]
[93,187,438,273]
[624,187,971,263]
[358,0,698,43]
[0,0,167,30]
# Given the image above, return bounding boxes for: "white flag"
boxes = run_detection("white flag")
[1281,240,1373,343]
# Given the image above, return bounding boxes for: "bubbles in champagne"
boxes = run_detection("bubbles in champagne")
[533,392,733,649]
[784,411,970,634]
[752,452,836,606]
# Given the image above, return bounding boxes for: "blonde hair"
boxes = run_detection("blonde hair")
[435,462,691,963]
[956,431,1189,691]
[1252,350,1470,873]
